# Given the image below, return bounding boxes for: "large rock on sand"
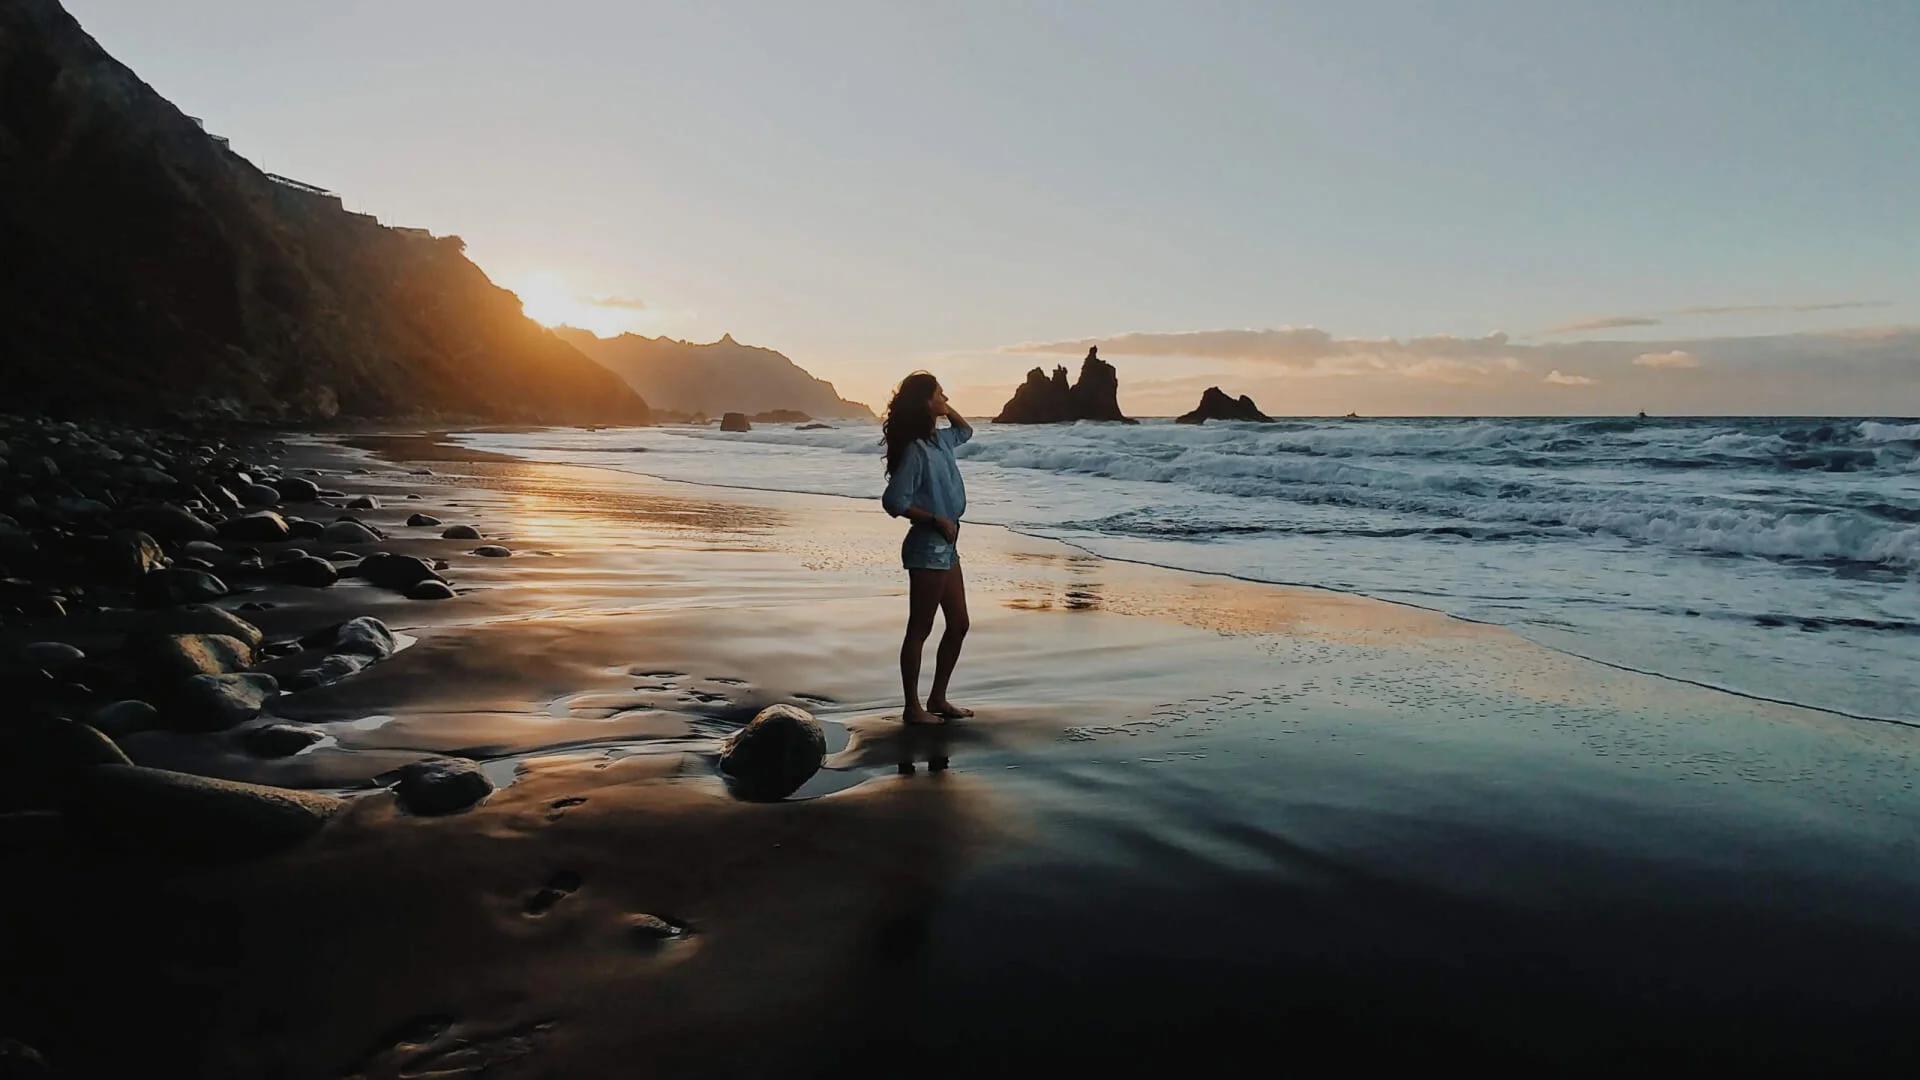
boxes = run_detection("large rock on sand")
[68,764,343,861]
[127,632,255,680]
[394,757,493,815]
[719,703,826,800]
[356,552,443,592]
[159,672,277,732]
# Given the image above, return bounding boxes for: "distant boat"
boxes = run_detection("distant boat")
[1637,410,1648,420]
[1344,412,1360,419]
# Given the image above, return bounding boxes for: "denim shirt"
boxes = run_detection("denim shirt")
[882,424,971,522]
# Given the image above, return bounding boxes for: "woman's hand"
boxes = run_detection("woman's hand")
[932,516,958,543]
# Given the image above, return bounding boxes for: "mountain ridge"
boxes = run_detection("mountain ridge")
[0,0,651,425]
[557,328,874,421]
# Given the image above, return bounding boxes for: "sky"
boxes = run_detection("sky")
[65,0,1920,416]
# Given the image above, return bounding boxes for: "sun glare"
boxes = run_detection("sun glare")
[510,270,648,338]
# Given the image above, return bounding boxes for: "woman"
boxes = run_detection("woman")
[881,372,974,725]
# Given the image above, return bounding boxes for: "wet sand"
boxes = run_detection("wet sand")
[7,432,1920,1075]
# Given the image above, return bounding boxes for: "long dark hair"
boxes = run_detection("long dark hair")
[882,371,940,477]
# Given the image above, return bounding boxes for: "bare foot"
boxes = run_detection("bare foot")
[903,704,946,726]
[928,699,974,719]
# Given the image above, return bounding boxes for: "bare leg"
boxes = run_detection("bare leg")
[927,562,973,718]
[901,568,947,725]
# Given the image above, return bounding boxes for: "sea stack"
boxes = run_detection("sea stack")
[994,348,1134,424]
[1176,387,1274,424]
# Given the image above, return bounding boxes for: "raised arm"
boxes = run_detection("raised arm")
[939,405,973,447]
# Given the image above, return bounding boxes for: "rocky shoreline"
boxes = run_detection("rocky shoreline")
[0,413,824,868]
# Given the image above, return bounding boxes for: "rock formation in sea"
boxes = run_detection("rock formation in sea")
[993,350,1134,424]
[720,412,752,432]
[0,0,651,425]
[556,329,874,421]
[1176,387,1274,424]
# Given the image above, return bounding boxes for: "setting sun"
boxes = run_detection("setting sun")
[509,270,648,338]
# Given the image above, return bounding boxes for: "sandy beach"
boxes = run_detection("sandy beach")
[6,430,1920,1077]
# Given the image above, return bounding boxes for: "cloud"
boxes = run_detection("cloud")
[1633,350,1699,369]
[1544,370,1597,386]
[1671,300,1889,316]
[579,294,648,311]
[1540,315,1663,334]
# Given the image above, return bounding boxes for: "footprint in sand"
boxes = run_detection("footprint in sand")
[544,796,587,822]
[522,871,582,917]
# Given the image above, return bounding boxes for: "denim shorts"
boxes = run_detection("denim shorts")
[902,523,958,570]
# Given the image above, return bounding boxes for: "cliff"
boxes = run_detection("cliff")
[1176,387,1273,424]
[556,329,874,421]
[0,0,651,425]
[993,354,1133,424]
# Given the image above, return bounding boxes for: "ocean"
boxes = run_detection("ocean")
[458,416,1919,725]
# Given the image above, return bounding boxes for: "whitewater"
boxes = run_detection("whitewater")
[458,416,1920,724]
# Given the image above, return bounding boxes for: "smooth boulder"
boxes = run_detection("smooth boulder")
[719,703,826,800]
[127,632,255,680]
[321,519,381,544]
[146,604,264,650]
[96,529,166,584]
[441,524,482,540]
[473,545,511,558]
[136,568,229,607]
[68,764,343,861]
[217,510,292,543]
[333,616,397,658]
[276,554,339,588]
[135,503,218,542]
[358,552,443,592]
[406,579,455,600]
[271,476,322,502]
[160,672,278,732]
[406,513,442,527]
[239,723,325,758]
[239,483,282,508]
[393,757,494,815]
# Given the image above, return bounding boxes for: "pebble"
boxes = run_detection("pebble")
[473,545,511,558]
[393,757,493,815]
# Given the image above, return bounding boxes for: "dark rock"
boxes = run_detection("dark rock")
[473,545,511,558]
[238,723,324,758]
[406,579,455,600]
[136,567,228,607]
[347,495,381,511]
[393,757,493,815]
[146,604,264,650]
[993,350,1133,424]
[321,519,381,544]
[718,703,826,800]
[796,423,834,431]
[90,698,159,738]
[0,522,35,559]
[271,476,322,502]
[0,1038,52,1077]
[91,529,167,585]
[287,652,372,690]
[406,512,442,527]
[0,716,132,811]
[239,483,282,508]
[160,672,278,731]
[68,765,343,861]
[1176,386,1274,425]
[127,632,254,680]
[720,412,752,432]
[285,517,325,540]
[625,912,686,946]
[441,524,482,540]
[333,616,397,658]
[136,503,218,542]
[358,552,443,592]
[276,554,339,588]
[217,510,291,543]
[21,641,85,675]
[181,539,224,559]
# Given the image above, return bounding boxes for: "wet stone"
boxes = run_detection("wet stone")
[137,568,229,608]
[406,513,442,527]
[161,672,278,732]
[406,580,456,601]
[359,552,443,591]
[393,757,493,815]
[441,524,482,540]
[719,704,826,801]
[217,510,291,543]
[321,520,381,545]
[239,723,324,758]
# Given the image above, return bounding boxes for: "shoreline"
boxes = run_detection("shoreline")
[5,425,1920,1075]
